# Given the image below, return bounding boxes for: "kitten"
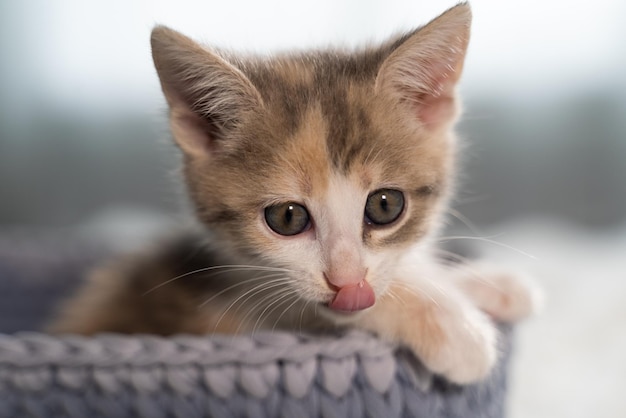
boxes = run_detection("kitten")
[50,3,540,384]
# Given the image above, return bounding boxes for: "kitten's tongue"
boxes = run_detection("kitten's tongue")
[329,280,375,312]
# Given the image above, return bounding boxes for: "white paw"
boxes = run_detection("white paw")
[428,312,498,384]
[457,264,544,322]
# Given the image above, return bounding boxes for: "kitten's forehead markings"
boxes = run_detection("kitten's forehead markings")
[283,104,331,199]
[320,85,378,174]
[285,101,375,200]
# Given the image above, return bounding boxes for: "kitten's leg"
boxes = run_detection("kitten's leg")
[450,262,543,322]
[48,257,228,335]
[354,279,497,384]
[48,235,246,335]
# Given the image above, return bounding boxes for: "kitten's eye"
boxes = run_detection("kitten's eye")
[365,189,405,225]
[264,203,310,236]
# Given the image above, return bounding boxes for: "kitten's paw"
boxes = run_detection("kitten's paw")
[418,311,498,384]
[456,264,544,322]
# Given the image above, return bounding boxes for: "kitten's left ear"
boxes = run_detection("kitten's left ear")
[151,26,263,158]
[375,3,471,130]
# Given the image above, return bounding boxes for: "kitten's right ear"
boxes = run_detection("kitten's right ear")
[375,3,471,131]
[151,26,263,158]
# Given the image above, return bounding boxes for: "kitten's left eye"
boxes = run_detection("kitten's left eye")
[264,202,310,236]
[365,189,405,225]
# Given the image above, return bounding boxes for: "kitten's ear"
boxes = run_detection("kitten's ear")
[375,3,471,130]
[151,26,262,157]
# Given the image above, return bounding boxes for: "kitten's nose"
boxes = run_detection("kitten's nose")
[324,268,367,289]
[323,236,373,311]
[324,270,375,312]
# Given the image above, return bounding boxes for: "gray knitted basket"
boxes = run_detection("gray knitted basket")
[0,232,513,418]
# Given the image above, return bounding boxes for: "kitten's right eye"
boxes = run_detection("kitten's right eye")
[364,189,405,226]
[264,203,311,236]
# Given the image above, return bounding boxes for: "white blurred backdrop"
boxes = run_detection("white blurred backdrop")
[1,1,625,417]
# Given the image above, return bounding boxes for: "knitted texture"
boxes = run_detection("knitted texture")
[0,232,512,418]
[0,329,512,418]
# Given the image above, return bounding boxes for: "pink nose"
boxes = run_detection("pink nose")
[328,280,376,312]
[325,268,367,289]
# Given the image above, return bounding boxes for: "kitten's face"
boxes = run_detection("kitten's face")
[151,4,471,314]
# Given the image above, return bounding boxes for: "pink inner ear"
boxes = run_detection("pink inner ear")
[417,93,456,128]
[170,110,215,157]
[413,57,461,128]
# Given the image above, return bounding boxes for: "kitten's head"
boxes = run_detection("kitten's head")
[151,4,471,314]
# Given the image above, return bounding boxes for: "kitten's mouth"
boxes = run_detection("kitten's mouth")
[327,280,375,313]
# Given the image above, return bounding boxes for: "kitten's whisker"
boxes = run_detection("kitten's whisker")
[298,299,312,335]
[364,147,384,166]
[251,289,296,332]
[192,267,277,281]
[241,288,295,335]
[143,264,294,295]
[385,289,406,306]
[438,235,537,260]
[451,264,515,295]
[229,284,295,334]
[432,248,472,265]
[271,296,302,332]
[448,263,503,290]
[387,282,420,301]
[393,281,442,307]
[197,274,288,308]
[430,249,504,290]
[446,208,482,236]
[212,279,290,332]
[362,146,378,166]
[253,293,297,331]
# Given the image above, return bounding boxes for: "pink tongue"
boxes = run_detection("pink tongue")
[329,280,375,312]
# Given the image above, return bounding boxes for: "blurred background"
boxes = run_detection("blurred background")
[0,0,624,417]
